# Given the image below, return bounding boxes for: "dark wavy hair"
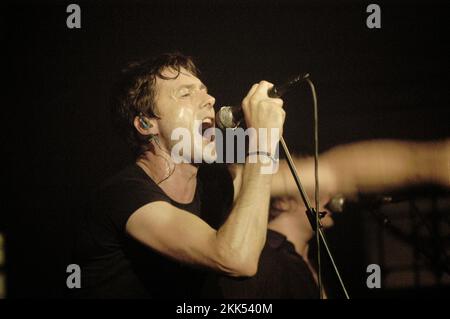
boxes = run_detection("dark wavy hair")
[110,52,199,155]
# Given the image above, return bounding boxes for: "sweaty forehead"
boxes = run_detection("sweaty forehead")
[155,67,202,93]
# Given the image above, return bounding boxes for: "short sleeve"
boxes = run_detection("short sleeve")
[94,174,170,233]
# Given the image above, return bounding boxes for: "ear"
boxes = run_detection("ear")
[133,116,159,137]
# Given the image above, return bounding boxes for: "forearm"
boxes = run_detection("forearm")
[216,159,273,276]
[322,139,450,197]
[271,155,336,200]
[212,79,285,276]
[418,139,450,188]
[271,139,450,200]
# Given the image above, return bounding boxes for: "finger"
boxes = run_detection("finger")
[244,83,259,100]
[253,80,274,98]
[242,83,259,107]
[271,97,284,108]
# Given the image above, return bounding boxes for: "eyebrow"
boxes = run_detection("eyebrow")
[176,83,207,91]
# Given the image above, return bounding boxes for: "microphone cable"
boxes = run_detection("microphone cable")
[305,77,323,299]
[305,77,350,299]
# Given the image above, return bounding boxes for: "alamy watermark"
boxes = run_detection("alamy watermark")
[366,264,381,289]
[66,4,81,29]
[170,121,280,174]
[66,264,81,289]
[366,4,381,29]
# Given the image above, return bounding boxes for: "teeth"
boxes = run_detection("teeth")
[200,118,216,142]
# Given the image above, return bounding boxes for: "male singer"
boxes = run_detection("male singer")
[74,52,285,298]
[74,52,449,298]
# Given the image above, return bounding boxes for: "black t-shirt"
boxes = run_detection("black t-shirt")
[73,162,318,299]
[73,163,232,298]
[203,229,319,299]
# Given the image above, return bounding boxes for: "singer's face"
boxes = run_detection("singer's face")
[153,67,217,163]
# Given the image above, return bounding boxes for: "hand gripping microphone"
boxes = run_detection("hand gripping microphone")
[216,73,310,129]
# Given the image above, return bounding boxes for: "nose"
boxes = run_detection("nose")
[202,93,216,109]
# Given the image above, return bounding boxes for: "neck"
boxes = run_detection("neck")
[136,147,198,204]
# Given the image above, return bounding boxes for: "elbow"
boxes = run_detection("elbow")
[226,258,258,278]
[216,249,259,277]
[237,259,258,277]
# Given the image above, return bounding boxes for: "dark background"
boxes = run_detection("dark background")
[2,0,449,298]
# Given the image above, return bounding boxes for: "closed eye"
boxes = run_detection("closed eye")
[178,88,191,98]
[177,83,207,98]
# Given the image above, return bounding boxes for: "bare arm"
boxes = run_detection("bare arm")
[271,139,450,200]
[126,160,272,277]
[126,81,285,277]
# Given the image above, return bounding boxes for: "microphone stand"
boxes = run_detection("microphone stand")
[218,73,350,298]
[280,137,351,299]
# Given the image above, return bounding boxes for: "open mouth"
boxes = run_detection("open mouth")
[200,117,215,142]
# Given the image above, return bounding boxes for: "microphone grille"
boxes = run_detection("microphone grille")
[216,106,237,129]
[325,194,346,213]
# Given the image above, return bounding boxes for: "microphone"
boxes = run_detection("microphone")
[216,73,310,129]
[324,194,403,225]
[325,194,397,214]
